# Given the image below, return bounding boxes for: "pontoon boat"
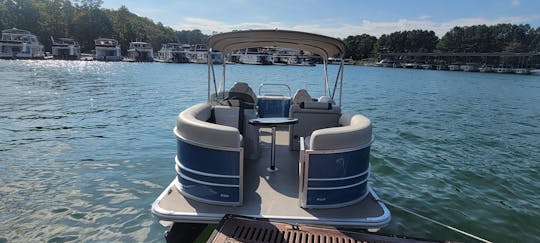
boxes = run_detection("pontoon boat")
[151,30,391,231]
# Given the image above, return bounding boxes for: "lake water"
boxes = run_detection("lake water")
[0,60,539,242]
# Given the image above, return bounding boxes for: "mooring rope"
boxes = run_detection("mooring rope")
[377,198,492,243]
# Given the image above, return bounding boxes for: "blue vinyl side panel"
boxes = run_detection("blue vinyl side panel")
[177,139,239,176]
[304,147,371,208]
[308,147,370,178]
[306,181,368,206]
[176,138,242,205]
[177,175,240,203]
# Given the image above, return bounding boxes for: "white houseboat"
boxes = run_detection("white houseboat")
[50,37,80,60]
[126,41,154,62]
[0,28,44,59]
[94,38,121,61]
[236,48,273,65]
[156,43,190,63]
[186,44,223,64]
[328,57,354,65]
[151,30,391,232]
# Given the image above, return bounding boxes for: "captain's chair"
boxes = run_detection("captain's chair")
[229,82,258,107]
[227,82,259,160]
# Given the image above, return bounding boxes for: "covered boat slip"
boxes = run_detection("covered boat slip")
[152,127,390,229]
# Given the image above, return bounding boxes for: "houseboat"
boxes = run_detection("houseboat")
[0,28,44,59]
[513,68,531,74]
[151,29,391,233]
[479,64,493,72]
[126,41,154,62]
[448,64,461,71]
[94,38,121,61]
[156,43,190,63]
[495,65,513,74]
[271,48,315,66]
[460,64,478,72]
[236,48,273,65]
[50,37,80,60]
[187,44,223,64]
[328,57,354,65]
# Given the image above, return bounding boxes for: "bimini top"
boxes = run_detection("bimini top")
[207,29,346,59]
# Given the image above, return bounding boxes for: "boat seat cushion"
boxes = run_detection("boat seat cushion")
[288,102,341,151]
[175,103,241,148]
[292,89,313,105]
[300,101,332,110]
[308,113,372,150]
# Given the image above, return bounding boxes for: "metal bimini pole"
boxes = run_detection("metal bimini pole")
[222,54,227,98]
[207,50,211,102]
[339,55,344,107]
[331,57,344,107]
[323,58,329,96]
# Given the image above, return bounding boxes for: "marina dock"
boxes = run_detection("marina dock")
[378,52,540,74]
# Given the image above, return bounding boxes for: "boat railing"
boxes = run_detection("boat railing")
[258,83,292,96]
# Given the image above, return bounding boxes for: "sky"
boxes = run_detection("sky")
[101,0,540,38]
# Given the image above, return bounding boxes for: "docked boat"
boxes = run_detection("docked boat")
[50,37,80,60]
[156,43,190,63]
[421,64,434,70]
[0,28,44,59]
[478,65,493,73]
[273,48,315,66]
[436,64,448,70]
[126,41,154,62]
[187,44,223,64]
[328,57,354,65]
[448,64,461,71]
[236,48,273,65]
[401,62,418,69]
[460,64,478,72]
[513,68,531,74]
[377,59,396,68]
[151,29,391,232]
[495,66,513,74]
[94,38,121,61]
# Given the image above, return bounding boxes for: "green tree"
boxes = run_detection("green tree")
[376,30,438,53]
[344,34,377,59]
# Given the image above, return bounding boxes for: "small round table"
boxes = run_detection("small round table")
[248,117,299,172]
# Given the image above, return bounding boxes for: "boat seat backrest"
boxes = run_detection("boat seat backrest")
[229,82,258,104]
[292,89,313,105]
[175,103,241,148]
[288,101,341,151]
[317,96,335,104]
[308,113,372,150]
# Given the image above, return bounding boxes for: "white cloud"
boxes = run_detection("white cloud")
[512,0,520,6]
[172,15,540,38]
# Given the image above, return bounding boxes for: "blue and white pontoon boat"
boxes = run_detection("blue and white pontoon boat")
[151,30,391,231]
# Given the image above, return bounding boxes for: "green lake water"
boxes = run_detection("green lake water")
[0,60,539,242]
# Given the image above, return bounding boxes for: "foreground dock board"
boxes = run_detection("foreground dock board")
[207,215,441,243]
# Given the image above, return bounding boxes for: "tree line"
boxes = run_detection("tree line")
[344,24,540,60]
[0,0,208,54]
[1,0,539,58]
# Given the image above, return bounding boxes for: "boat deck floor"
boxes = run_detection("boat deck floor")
[152,128,391,230]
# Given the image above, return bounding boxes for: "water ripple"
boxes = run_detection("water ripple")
[1,61,540,241]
